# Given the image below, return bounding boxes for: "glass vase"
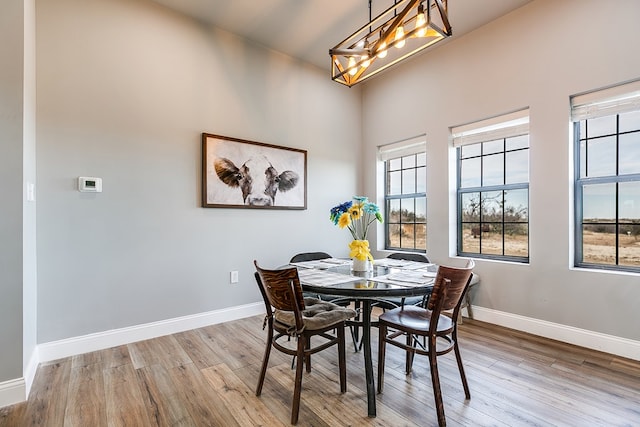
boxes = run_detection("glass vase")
[352,258,371,272]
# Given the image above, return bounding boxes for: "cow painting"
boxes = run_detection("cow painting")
[202,133,306,209]
[213,155,299,206]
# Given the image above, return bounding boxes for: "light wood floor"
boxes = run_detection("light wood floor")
[1,311,639,426]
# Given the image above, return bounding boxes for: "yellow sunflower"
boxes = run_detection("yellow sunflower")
[337,212,351,229]
[348,205,363,220]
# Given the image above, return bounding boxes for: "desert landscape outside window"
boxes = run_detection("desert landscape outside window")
[572,81,640,272]
[380,137,427,252]
[454,110,530,262]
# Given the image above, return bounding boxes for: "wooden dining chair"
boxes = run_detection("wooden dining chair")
[254,261,356,425]
[290,252,362,351]
[377,260,475,427]
[387,252,431,263]
[289,251,333,263]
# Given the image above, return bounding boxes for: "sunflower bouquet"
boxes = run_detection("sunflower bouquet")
[330,196,383,261]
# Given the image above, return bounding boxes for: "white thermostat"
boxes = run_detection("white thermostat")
[78,177,102,193]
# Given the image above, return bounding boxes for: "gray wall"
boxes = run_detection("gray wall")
[35,0,362,342]
[0,0,25,383]
[363,0,640,340]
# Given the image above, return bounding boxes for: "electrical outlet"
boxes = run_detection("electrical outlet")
[230,270,239,284]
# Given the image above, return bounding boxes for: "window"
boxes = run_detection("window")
[572,80,640,272]
[380,136,427,252]
[453,110,530,262]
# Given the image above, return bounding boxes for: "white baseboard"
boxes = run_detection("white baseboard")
[38,302,264,363]
[0,378,25,409]
[472,306,640,361]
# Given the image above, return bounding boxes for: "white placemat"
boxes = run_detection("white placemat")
[374,272,435,287]
[373,259,437,271]
[297,268,356,287]
[290,258,350,270]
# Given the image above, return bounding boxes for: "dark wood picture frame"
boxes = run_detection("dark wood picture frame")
[202,133,307,209]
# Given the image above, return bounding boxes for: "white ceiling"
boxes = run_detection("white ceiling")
[151,0,531,71]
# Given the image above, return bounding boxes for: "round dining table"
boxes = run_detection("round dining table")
[295,262,435,418]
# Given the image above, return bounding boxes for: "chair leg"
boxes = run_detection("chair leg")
[458,292,473,325]
[348,323,358,351]
[337,325,347,393]
[305,337,311,373]
[256,328,273,396]
[291,336,306,425]
[350,301,368,352]
[465,293,474,319]
[428,337,447,427]
[453,328,471,399]
[352,300,362,352]
[405,332,414,375]
[377,323,387,394]
[420,293,429,308]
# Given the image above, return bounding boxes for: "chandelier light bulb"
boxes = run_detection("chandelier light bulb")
[395,25,406,48]
[361,39,371,68]
[377,41,387,58]
[348,56,358,75]
[377,28,388,58]
[415,6,427,37]
[361,54,370,68]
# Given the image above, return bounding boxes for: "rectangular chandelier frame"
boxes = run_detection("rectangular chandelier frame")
[330,0,451,87]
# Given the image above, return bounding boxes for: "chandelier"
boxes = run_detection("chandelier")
[329,0,451,87]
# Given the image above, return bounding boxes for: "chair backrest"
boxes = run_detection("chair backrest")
[428,259,474,313]
[254,261,306,312]
[289,252,332,263]
[254,261,306,329]
[387,252,430,263]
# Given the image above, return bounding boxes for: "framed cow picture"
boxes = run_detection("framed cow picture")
[202,133,307,209]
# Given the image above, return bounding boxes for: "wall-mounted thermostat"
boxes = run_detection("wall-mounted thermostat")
[78,177,102,193]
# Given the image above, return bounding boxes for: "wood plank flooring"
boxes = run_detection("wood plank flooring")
[1,312,639,426]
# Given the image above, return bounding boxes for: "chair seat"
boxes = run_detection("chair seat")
[275,297,356,331]
[378,305,453,334]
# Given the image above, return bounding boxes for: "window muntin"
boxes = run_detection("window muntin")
[384,152,427,252]
[620,132,640,174]
[574,108,640,271]
[457,132,530,262]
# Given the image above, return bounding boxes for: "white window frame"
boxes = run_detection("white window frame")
[379,135,427,253]
[572,80,640,272]
[453,109,530,262]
